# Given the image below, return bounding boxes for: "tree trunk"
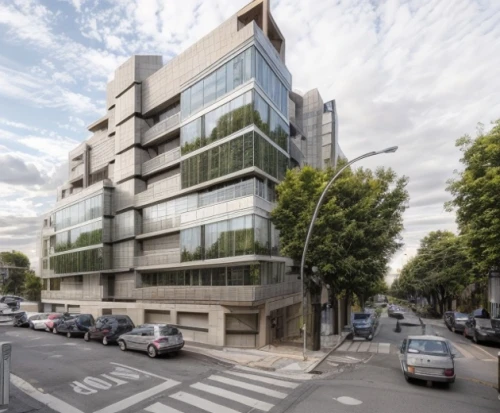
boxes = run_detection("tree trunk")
[306,284,322,351]
[330,294,339,335]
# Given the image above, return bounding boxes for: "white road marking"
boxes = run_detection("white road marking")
[110,362,171,381]
[357,342,370,352]
[378,343,390,354]
[94,380,180,413]
[170,391,239,413]
[233,365,312,380]
[334,396,363,405]
[192,382,275,412]
[11,373,85,413]
[144,402,184,413]
[450,342,474,359]
[337,341,351,351]
[347,342,361,352]
[224,371,298,388]
[208,375,287,399]
[471,344,497,360]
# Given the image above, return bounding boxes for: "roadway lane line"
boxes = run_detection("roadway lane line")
[110,362,174,381]
[191,382,275,412]
[94,380,181,413]
[207,375,287,398]
[224,371,299,388]
[471,344,498,360]
[450,342,474,358]
[144,402,184,413]
[11,373,84,413]
[170,391,240,413]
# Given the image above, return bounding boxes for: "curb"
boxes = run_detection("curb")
[304,334,348,373]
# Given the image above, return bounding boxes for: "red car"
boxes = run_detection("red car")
[44,313,71,332]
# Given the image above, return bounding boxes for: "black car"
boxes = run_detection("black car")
[12,311,32,327]
[446,312,469,333]
[443,311,454,329]
[464,313,500,344]
[351,312,376,340]
[53,314,95,338]
[84,315,135,345]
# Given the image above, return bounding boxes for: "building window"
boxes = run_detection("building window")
[54,220,103,253]
[42,279,48,290]
[54,194,103,232]
[255,49,288,116]
[50,278,61,291]
[49,247,105,274]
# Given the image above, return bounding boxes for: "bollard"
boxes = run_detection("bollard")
[395,320,401,333]
[0,342,11,407]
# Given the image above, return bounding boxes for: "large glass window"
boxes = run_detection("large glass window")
[181,47,255,120]
[180,117,203,155]
[181,132,288,189]
[255,50,288,116]
[180,227,202,262]
[53,194,103,232]
[50,247,104,274]
[54,220,103,253]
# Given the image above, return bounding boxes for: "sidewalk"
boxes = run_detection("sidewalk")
[3,381,57,413]
[183,333,348,377]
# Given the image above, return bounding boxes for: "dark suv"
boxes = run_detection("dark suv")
[54,314,95,338]
[84,315,135,345]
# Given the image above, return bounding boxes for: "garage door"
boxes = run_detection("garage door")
[54,305,65,313]
[43,304,53,312]
[145,310,170,324]
[225,314,258,348]
[68,305,80,314]
[177,312,209,344]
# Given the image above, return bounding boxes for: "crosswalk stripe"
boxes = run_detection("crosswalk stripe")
[347,342,361,352]
[208,375,288,399]
[170,391,240,413]
[337,341,351,351]
[144,402,184,413]
[358,342,371,352]
[191,382,275,412]
[378,343,390,354]
[224,371,298,389]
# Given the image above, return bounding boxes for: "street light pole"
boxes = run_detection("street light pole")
[300,146,398,360]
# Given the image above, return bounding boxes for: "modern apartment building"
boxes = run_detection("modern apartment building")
[39,0,341,348]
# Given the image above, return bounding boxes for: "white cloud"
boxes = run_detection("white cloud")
[52,71,75,84]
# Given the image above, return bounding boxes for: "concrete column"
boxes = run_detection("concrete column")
[209,309,225,347]
[257,306,268,347]
[263,0,269,36]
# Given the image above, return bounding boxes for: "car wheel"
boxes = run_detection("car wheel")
[404,373,412,383]
[84,332,90,342]
[367,334,373,341]
[53,327,58,334]
[66,332,71,338]
[102,336,108,346]
[147,345,158,358]
[118,340,127,351]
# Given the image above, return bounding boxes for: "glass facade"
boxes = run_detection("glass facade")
[54,221,102,253]
[255,49,288,116]
[181,48,254,120]
[140,262,285,287]
[50,248,104,274]
[54,194,103,231]
[181,131,288,189]
[181,90,288,155]
[180,214,280,262]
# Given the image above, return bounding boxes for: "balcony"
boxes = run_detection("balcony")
[132,281,300,303]
[69,161,84,183]
[142,113,180,147]
[142,215,181,235]
[142,147,181,177]
[135,248,181,268]
[42,290,83,300]
[135,174,181,207]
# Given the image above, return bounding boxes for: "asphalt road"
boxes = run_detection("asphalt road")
[307,313,500,413]
[1,326,308,413]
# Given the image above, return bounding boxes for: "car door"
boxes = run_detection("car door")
[124,328,143,350]
[135,328,154,352]
[93,317,107,340]
[398,338,407,370]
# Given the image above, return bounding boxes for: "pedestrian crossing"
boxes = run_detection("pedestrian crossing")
[138,368,302,413]
[337,340,394,354]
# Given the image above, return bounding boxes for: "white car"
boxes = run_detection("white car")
[28,313,55,330]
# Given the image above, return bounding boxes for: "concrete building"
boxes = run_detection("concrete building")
[38,0,339,348]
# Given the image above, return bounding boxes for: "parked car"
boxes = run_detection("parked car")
[464,316,500,344]
[388,305,404,319]
[351,312,376,340]
[117,324,184,358]
[54,314,95,338]
[13,311,38,327]
[443,311,454,329]
[0,295,24,308]
[45,313,71,332]
[28,313,56,330]
[446,312,469,334]
[84,315,135,345]
[398,335,456,384]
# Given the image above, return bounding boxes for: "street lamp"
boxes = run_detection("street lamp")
[300,146,398,360]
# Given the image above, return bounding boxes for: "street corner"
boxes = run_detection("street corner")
[12,362,181,413]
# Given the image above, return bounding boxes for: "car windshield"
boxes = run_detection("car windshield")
[408,339,449,355]
[353,314,370,320]
[454,312,468,319]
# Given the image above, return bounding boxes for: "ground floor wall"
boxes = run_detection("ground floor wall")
[41,292,301,348]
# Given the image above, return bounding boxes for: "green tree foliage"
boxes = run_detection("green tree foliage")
[271,163,408,348]
[396,231,474,314]
[272,163,409,299]
[446,120,500,276]
[23,270,42,301]
[0,251,30,295]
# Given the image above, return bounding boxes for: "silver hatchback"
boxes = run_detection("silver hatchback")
[117,324,184,358]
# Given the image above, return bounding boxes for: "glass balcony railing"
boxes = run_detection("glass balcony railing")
[142,147,181,177]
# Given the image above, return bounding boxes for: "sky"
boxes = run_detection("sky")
[0,0,499,278]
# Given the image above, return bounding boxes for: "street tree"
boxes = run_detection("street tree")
[0,251,30,295]
[23,270,42,301]
[446,120,500,276]
[271,163,409,350]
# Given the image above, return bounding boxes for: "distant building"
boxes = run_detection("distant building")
[38,0,341,347]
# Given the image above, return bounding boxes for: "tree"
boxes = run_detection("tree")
[271,163,409,349]
[0,251,30,295]
[23,270,42,302]
[397,231,474,314]
[446,120,500,276]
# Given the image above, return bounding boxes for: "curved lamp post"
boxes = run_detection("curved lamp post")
[300,146,398,360]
